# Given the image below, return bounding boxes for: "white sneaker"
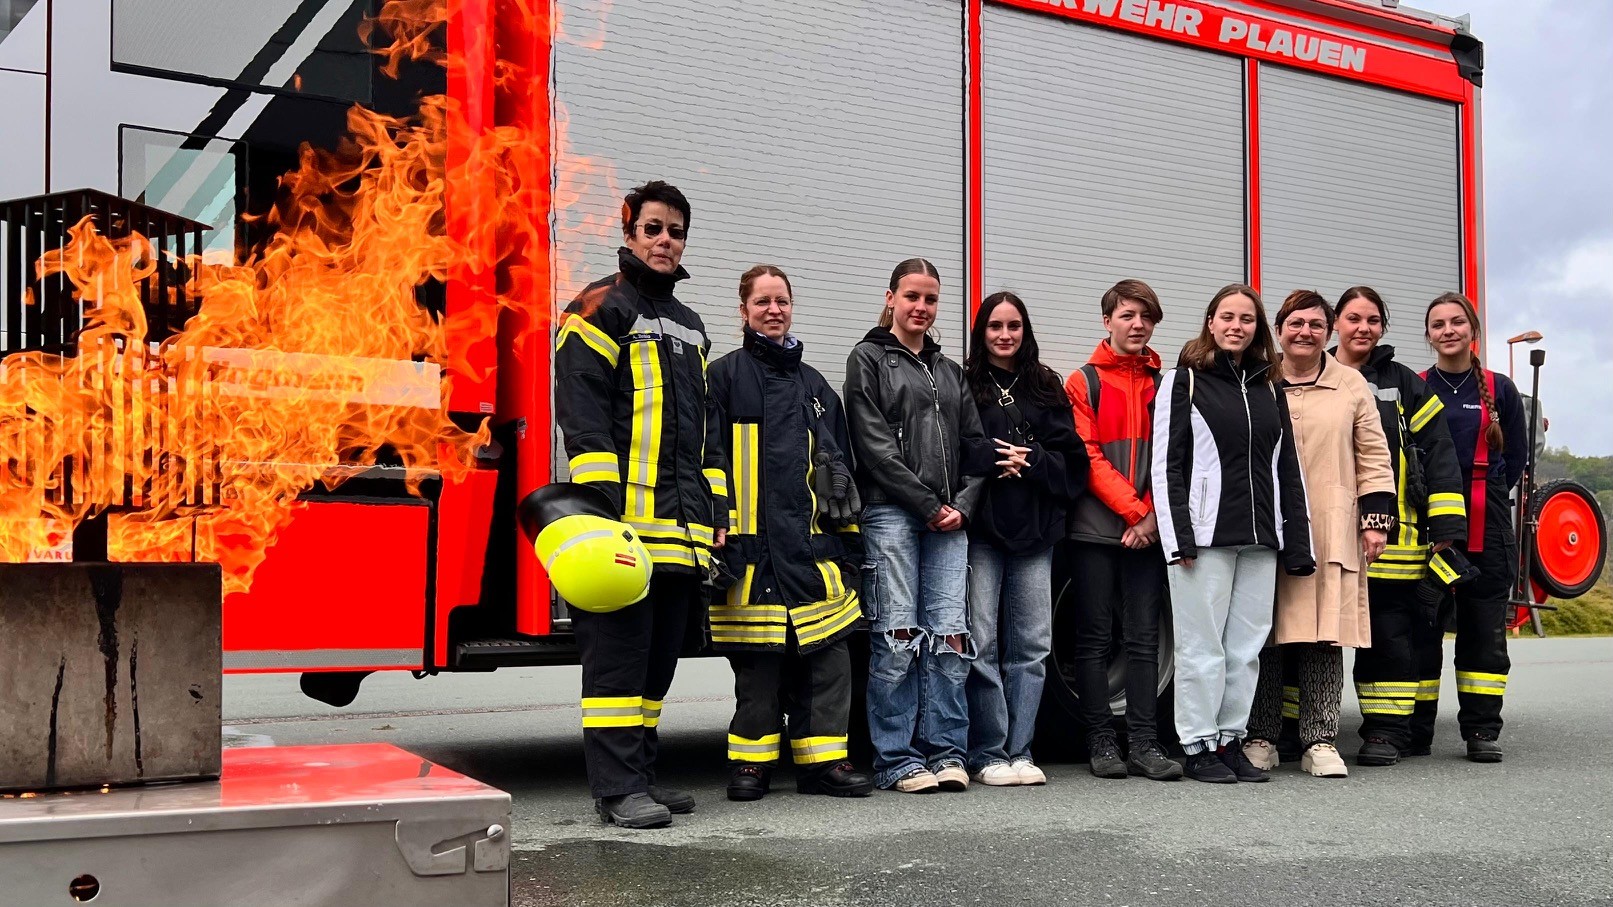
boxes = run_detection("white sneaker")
[1010,759,1047,785]
[1302,742,1349,778]
[973,762,1022,786]
[1243,738,1280,771]
[892,767,939,793]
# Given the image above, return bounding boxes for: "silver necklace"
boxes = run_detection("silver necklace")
[992,369,1020,403]
[1436,367,1473,394]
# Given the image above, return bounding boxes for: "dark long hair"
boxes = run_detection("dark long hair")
[965,291,1066,409]
[1177,283,1281,384]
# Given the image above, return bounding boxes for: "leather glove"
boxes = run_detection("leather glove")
[813,449,861,528]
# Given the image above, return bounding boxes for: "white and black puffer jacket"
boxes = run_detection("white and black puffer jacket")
[1150,352,1316,575]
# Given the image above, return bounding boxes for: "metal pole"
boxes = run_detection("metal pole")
[43,0,53,192]
[1521,349,1547,636]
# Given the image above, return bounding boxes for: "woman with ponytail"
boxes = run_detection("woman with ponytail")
[1421,292,1527,763]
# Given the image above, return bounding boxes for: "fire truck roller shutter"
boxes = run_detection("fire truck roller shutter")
[1259,65,1461,358]
[550,0,965,401]
[981,5,1246,374]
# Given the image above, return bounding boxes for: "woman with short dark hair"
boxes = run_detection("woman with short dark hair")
[1244,290,1396,779]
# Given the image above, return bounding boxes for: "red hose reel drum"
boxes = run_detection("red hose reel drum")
[1513,479,1608,628]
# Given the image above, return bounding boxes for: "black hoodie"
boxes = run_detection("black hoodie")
[969,364,1089,555]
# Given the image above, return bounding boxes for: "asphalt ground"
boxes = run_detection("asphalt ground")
[224,637,1613,907]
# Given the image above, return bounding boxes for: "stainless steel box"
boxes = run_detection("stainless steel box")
[0,562,223,792]
[0,743,512,906]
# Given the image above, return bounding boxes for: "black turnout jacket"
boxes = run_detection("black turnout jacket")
[706,330,861,653]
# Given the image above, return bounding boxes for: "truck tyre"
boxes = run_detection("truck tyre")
[1037,564,1176,758]
[1529,479,1607,600]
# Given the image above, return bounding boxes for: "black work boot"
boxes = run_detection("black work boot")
[648,784,696,813]
[726,764,772,802]
[596,792,672,828]
[1465,733,1503,763]
[1126,740,1184,781]
[1357,737,1401,767]
[1087,736,1127,779]
[1218,743,1271,783]
[798,761,875,797]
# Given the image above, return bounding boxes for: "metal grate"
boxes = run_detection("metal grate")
[1,188,207,355]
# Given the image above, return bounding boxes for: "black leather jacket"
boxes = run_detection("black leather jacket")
[843,326,988,522]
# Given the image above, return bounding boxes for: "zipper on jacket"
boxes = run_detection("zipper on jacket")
[1239,367,1259,542]
[919,358,952,504]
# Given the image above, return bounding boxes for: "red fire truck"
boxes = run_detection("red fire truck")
[1,0,1601,727]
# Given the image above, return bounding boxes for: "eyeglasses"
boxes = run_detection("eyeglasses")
[1288,320,1330,333]
[747,297,792,310]
[639,221,687,241]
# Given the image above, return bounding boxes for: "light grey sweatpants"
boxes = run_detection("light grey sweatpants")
[1168,545,1278,755]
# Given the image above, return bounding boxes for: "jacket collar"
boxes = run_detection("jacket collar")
[1088,338,1161,372]
[861,325,941,360]
[1281,352,1343,389]
[743,327,803,371]
[1324,343,1397,374]
[617,246,689,300]
[1210,350,1272,384]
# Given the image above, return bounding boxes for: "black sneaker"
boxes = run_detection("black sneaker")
[1357,737,1401,767]
[1184,751,1237,784]
[798,761,875,797]
[1465,733,1503,763]
[726,765,772,801]
[596,792,672,828]
[1218,744,1271,783]
[1087,736,1128,779]
[1126,741,1184,781]
[648,784,696,813]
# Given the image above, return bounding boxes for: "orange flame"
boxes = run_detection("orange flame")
[0,1,556,594]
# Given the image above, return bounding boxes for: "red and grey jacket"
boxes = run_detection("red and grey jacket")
[1065,340,1160,545]
[554,247,728,576]
[1150,353,1315,575]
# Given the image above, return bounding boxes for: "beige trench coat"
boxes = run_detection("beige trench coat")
[1275,355,1395,647]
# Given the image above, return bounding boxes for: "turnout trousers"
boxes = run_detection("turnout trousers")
[1353,577,1419,750]
[1411,486,1515,744]
[574,573,700,799]
[725,631,853,770]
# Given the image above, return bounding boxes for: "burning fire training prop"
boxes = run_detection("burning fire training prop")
[0,0,552,594]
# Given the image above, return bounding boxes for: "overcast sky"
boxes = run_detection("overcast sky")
[1424,0,1613,454]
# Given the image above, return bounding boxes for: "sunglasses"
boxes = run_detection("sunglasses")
[639,221,687,241]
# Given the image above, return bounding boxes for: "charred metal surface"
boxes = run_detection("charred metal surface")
[0,563,222,793]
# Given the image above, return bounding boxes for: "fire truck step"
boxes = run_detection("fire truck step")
[454,636,582,669]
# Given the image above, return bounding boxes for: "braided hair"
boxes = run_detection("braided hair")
[1426,291,1503,450]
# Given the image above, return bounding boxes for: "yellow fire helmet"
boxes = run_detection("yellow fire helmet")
[518,484,651,613]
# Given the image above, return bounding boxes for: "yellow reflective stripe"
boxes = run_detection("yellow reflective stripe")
[729,423,760,535]
[726,565,758,610]
[629,521,691,539]
[1394,443,1415,548]
[727,733,782,762]
[1415,679,1441,701]
[711,628,789,645]
[1429,554,1461,584]
[569,451,621,484]
[643,543,699,568]
[688,523,716,548]
[790,735,850,765]
[710,604,791,620]
[641,698,663,728]
[796,600,861,648]
[1369,562,1428,581]
[1409,394,1444,433]
[1360,700,1415,715]
[1427,492,1466,518]
[703,467,728,499]
[581,695,644,728]
[1456,671,1507,695]
[558,313,620,367]
[626,342,663,520]
[1281,684,1299,720]
[805,428,824,536]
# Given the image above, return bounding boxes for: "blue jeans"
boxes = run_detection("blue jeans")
[860,503,973,789]
[965,543,1052,771]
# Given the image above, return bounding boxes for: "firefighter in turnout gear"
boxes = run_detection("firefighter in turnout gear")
[554,181,729,828]
[1421,292,1528,763]
[1332,287,1467,767]
[709,265,873,801]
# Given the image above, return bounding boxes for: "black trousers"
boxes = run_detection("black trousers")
[1069,542,1165,743]
[573,573,699,799]
[726,634,852,769]
[1354,578,1419,749]
[1411,487,1515,744]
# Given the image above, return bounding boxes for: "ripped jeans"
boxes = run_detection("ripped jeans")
[860,503,973,789]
